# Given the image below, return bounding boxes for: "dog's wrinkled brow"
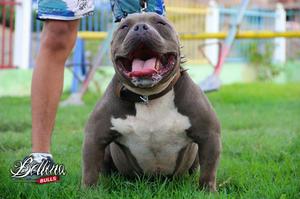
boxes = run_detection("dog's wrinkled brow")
[119,18,133,27]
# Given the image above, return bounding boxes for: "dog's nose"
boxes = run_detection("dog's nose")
[133,23,149,33]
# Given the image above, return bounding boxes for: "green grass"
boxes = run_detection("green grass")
[0,83,299,199]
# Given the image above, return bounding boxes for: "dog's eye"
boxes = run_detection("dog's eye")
[157,21,166,26]
[120,24,129,29]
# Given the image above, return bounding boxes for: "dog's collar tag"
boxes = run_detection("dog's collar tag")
[140,95,149,104]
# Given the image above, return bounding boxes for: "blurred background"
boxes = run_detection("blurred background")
[0,0,299,96]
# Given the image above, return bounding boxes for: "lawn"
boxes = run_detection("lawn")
[0,83,299,199]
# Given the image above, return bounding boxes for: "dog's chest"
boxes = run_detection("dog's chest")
[111,90,191,174]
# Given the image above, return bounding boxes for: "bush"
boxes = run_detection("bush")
[245,42,283,81]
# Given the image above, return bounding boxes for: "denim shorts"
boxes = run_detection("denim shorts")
[37,0,165,21]
[37,0,95,20]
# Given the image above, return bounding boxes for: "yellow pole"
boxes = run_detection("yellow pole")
[167,7,207,15]
[77,31,300,40]
[180,31,300,40]
[78,31,108,40]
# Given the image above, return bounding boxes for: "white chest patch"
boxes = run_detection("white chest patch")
[110,89,191,175]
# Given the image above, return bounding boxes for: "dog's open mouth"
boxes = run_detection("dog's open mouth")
[115,47,177,86]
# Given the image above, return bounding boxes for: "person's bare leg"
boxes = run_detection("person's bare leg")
[31,20,79,153]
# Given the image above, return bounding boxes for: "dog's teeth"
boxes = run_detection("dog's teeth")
[155,58,160,70]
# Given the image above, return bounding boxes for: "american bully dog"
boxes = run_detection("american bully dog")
[82,13,221,192]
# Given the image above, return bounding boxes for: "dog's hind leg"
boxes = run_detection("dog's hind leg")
[189,153,199,174]
[102,146,118,174]
[109,142,143,177]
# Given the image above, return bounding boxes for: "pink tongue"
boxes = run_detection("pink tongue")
[129,58,158,77]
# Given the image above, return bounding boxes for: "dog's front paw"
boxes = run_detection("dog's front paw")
[82,174,99,188]
[199,178,217,192]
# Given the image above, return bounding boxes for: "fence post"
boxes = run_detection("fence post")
[273,3,286,63]
[205,0,219,66]
[13,0,32,69]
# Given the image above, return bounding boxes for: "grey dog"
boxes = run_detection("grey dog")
[82,13,221,192]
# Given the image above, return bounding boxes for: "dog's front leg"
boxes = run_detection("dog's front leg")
[196,132,221,192]
[82,136,106,187]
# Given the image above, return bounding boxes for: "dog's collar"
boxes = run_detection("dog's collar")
[115,68,186,104]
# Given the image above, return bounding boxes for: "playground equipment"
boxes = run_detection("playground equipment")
[60,24,116,106]
[61,28,300,105]
[201,0,250,92]
[3,0,299,70]
[25,1,299,68]
[59,0,300,105]
[1,0,300,103]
